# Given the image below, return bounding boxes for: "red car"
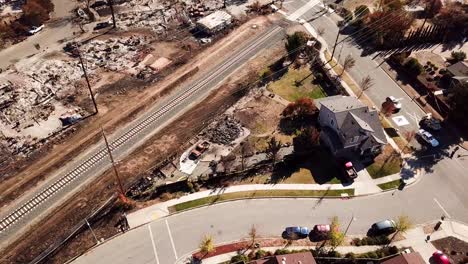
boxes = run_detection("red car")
[432,250,450,264]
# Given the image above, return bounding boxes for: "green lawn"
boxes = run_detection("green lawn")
[268,66,327,101]
[170,189,355,212]
[378,179,402,190]
[367,145,402,179]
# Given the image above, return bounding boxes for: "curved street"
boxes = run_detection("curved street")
[72,153,468,264]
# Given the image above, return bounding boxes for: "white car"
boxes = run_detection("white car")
[417,129,439,147]
[28,25,44,35]
[387,96,402,113]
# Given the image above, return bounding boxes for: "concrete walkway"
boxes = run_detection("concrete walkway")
[198,220,468,264]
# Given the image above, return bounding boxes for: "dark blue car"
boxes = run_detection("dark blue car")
[285,226,310,239]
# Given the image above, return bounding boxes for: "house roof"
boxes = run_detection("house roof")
[250,252,317,264]
[318,96,387,144]
[197,11,232,30]
[381,252,426,264]
[447,61,468,78]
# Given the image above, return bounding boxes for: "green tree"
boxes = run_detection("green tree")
[199,235,215,258]
[389,215,413,245]
[329,216,345,251]
[450,51,466,63]
[285,31,309,60]
[404,58,424,76]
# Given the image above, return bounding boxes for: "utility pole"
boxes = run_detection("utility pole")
[76,45,98,114]
[101,128,127,202]
[108,0,117,28]
[86,219,100,244]
[343,214,355,236]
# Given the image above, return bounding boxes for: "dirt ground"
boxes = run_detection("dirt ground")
[0,15,276,214]
[432,236,468,264]
[343,0,378,12]
[0,20,287,264]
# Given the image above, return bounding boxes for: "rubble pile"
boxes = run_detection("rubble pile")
[81,35,150,72]
[116,10,175,34]
[183,0,224,18]
[204,115,241,145]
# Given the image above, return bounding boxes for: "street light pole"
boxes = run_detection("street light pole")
[76,46,99,114]
[101,128,126,201]
[343,214,355,236]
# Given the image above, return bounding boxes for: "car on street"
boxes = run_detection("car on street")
[385,96,402,113]
[28,25,44,35]
[420,114,442,131]
[311,224,331,240]
[369,219,396,235]
[284,226,310,239]
[417,129,439,147]
[343,161,358,181]
[432,250,450,264]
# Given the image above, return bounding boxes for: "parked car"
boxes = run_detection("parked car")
[28,25,44,35]
[417,129,439,147]
[386,96,402,113]
[369,219,396,235]
[311,224,330,240]
[432,250,450,264]
[284,226,310,239]
[94,22,110,30]
[420,114,442,131]
[343,161,358,180]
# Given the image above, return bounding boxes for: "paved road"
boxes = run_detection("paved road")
[0,25,285,249]
[72,153,468,264]
[282,0,425,131]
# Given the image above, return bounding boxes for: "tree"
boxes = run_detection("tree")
[359,75,374,98]
[389,215,413,245]
[293,127,320,153]
[329,216,345,251]
[266,137,282,167]
[240,141,253,170]
[450,51,466,63]
[285,31,309,60]
[433,3,468,40]
[448,83,468,130]
[365,11,413,47]
[404,58,424,76]
[381,0,404,11]
[424,0,442,18]
[199,235,215,258]
[341,55,356,76]
[354,5,370,19]
[282,97,318,121]
[219,153,236,173]
[381,100,396,117]
[248,225,258,247]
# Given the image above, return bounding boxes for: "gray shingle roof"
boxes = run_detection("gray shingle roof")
[447,61,468,77]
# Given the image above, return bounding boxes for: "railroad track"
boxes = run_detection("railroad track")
[0,25,284,235]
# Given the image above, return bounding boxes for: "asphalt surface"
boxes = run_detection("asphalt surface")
[0,25,285,248]
[71,3,468,264]
[72,155,468,264]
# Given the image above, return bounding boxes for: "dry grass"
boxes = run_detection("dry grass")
[367,145,402,178]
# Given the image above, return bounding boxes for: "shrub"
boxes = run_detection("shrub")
[388,246,399,255]
[231,254,249,263]
[328,251,342,258]
[352,238,361,246]
[275,249,291,255]
[366,251,378,259]
[159,192,174,201]
[451,51,466,63]
[255,250,268,259]
[345,252,356,259]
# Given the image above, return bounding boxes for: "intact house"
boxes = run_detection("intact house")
[317,95,387,159]
[446,61,468,87]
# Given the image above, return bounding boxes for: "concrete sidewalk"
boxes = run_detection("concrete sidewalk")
[197,220,468,264]
[127,166,420,228]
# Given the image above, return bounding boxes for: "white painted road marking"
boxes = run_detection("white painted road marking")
[287,0,320,20]
[165,219,178,259]
[148,225,160,264]
[434,198,451,218]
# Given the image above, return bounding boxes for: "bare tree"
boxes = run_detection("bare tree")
[317,27,325,37]
[359,75,374,98]
[266,137,282,167]
[219,154,236,173]
[248,225,258,247]
[341,55,356,76]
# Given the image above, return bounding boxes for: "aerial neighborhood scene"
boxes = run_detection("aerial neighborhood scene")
[1,0,468,263]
